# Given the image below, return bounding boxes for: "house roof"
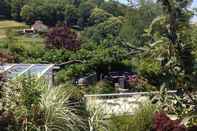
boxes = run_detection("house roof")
[32,20,48,31]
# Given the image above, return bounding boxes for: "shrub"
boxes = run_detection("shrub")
[46,26,81,51]
[41,49,71,63]
[55,64,91,84]
[0,77,46,130]
[89,81,115,94]
[130,102,157,131]
[153,112,186,131]
[88,107,108,131]
[107,101,157,131]
[0,51,15,63]
[39,86,85,131]
[0,39,9,49]
[0,77,85,131]
[9,40,45,63]
[107,115,134,131]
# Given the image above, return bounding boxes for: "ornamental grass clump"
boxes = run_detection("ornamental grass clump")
[39,87,85,131]
[107,101,157,131]
[0,77,85,131]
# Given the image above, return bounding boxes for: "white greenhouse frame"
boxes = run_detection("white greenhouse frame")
[0,64,55,86]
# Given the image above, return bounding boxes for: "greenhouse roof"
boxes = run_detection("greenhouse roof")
[0,64,54,79]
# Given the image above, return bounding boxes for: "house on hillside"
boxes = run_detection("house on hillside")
[23,20,48,34]
[31,20,48,33]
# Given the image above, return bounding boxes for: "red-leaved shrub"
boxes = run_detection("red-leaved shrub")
[153,112,186,131]
[0,52,15,63]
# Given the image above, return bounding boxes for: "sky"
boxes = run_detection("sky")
[192,0,197,22]
[192,0,197,8]
[118,0,197,22]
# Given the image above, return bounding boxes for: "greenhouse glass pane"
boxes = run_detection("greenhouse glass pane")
[43,68,52,79]
[25,64,49,76]
[0,65,6,71]
[0,64,12,71]
[7,64,30,78]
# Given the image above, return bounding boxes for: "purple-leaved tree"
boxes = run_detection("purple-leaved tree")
[46,26,80,51]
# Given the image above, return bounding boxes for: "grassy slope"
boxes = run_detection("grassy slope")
[0,20,27,29]
[0,20,27,39]
[0,20,44,61]
[0,30,5,39]
[0,20,43,44]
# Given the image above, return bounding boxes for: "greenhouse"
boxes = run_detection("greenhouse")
[0,64,55,85]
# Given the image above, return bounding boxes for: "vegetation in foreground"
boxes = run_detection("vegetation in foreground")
[0,77,196,131]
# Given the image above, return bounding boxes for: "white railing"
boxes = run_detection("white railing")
[85,91,176,98]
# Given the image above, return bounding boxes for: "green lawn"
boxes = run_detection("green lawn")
[15,35,45,44]
[0,20,27,39]
[0,30,6,38]
[0,20,44,44]
[0,20,27,29]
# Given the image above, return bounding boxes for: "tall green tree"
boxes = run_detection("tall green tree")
[121,0,162,47]
[85,17,123,42]
[0,0,11,18]
[100,0,126,17]
[147,0,195,89]
[21,0,68,25]
[89,7,112,25]
[68,36,128,80]
[10,0,29,20]
[77,1,96,28]
[64,4,80,26]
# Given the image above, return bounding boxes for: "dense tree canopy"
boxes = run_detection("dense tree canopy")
[10,0,30,20]
[120,0,162,47]
[89,7,112,25]
[20,0,68,25]
[0,0,11,18]
[144,0,195,89]
[100,0,126,17]
[85,17,123,42]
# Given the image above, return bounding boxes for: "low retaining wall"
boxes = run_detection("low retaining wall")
[85,91,176,116]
